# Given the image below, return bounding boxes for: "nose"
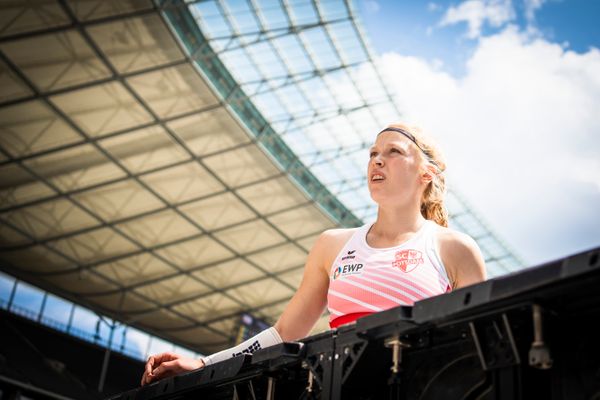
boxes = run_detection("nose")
[372,154,384,167]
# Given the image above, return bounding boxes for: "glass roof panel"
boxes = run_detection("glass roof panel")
[0,222,30,247]
[317,0,349,20]
[253,1,289,31]
[133,274,212,303]
[247,42,289,79]
[179,192,255,231]
[191,2,232,38]
[193,258,263,289]
[270,35,314,76]
[139,162,225,204]
[47,226,139,265]
[171,293,238,324]
[49,81,154,137]
[0,1,70,38]
[267,204,334,239]
[0,59,33,102]
[47,270,119,295]
[127,64,220,118]
[94,253,176,287]
[115,209,199,248]
[0,29,111,91]
[204,145,283,187]
[1,244,73,273]
[23,143,127,192]
[0,100,81,158]
[326,22,367,65]
[154,235,233,270]
[223,0,261,35]
[167,108,252,156]
[0,164,56,208]
[227,278,294,305]
[298,28,340,70]
[284,0,319,25]
[98,125,191,174]
[220,47,263,82]
[213,219,285,254]
[274,85,312,115]
[246,242,307,274]
[0,197,98,241]
[236,175,308,214]
[87,14,186,74]
[65,0,154,22]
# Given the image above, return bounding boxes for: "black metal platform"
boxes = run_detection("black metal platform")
[109,246,600,400]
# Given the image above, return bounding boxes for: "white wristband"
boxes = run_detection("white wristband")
[202,327,283,367]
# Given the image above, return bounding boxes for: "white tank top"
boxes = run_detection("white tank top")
[327,220,451,327]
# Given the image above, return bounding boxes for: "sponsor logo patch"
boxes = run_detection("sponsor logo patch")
[393,249,424,273]
[332,263,364,280]
[342,249,357,261]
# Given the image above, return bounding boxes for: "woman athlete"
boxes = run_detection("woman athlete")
[141,123,486,386]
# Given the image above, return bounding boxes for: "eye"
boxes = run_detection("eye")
[369,151,378,158]
[390,148,403,155]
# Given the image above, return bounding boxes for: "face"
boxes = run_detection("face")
[367,130,427,206]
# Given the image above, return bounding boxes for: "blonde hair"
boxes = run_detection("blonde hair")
[387,123,449,227]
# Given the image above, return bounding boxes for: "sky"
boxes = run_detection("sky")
[356,0,600,266]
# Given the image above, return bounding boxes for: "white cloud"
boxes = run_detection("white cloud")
[523,0,546,22]
[439,0,515,39]
[376,27,600,264]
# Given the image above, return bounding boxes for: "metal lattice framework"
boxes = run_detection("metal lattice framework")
[0,0,522,354]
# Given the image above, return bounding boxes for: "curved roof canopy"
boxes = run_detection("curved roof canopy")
[0,0,522,354]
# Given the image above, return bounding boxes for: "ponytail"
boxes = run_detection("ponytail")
[420,171,448,227]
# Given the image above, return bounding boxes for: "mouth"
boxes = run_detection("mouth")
[371,174,385,182]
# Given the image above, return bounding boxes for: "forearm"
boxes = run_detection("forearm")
[201,326,283,366]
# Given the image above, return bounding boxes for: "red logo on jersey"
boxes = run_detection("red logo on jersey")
[393,249,424,272]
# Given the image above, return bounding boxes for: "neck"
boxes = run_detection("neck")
[369,203,426,245]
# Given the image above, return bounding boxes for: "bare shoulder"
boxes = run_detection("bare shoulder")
[435,226,479,251]
[435,226,487,289]
[319,227,357,243]
[316,227,357,254]
[311,228,357,273]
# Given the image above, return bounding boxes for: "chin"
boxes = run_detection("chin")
[370,191,411,209]
[369,190,387,205]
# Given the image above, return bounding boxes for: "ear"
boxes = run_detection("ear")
[421,164,436,184]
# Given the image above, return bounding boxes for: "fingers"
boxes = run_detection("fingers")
[139,353,206,386]
[141,353,177,386]
[151,359,178,380]
[140,369,149,386]
[145,356,154,376]
[141,371,151,386]
[152,352,179,364]
[143,360,177,385]
[141,356,153,386]
[141,354,185,386]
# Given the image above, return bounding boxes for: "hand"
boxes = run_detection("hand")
[140,352,204,386]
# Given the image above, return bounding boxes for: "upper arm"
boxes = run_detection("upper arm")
[439,230,487,289]
[274,230,339,341]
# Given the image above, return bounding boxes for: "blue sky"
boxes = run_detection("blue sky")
[356,0,600,266]
[358,0,600,76]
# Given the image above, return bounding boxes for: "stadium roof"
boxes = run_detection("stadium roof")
[0,0,522,354]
